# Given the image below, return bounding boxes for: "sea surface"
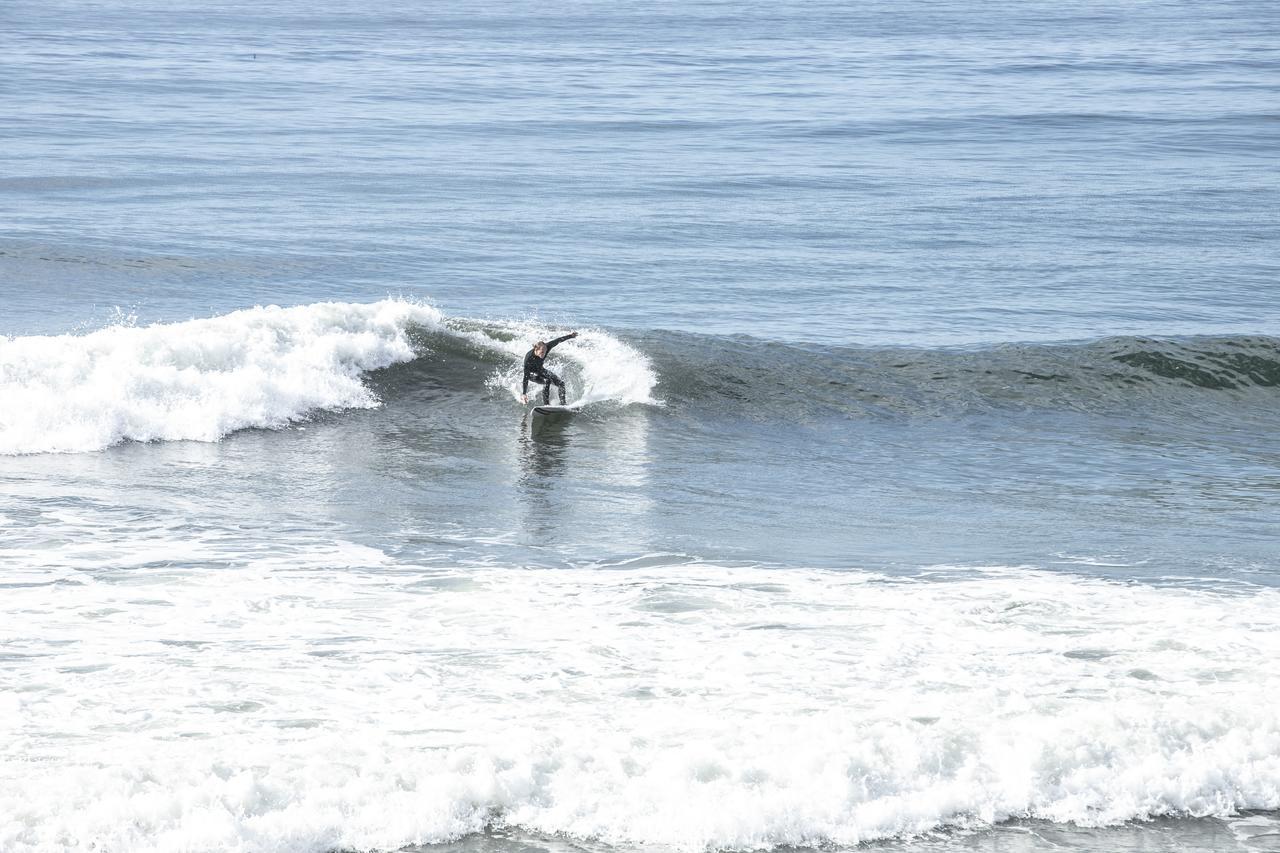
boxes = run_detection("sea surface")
[2,1,1280,851]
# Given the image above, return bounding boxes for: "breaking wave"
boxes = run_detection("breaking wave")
[0,300,656,455]
[2,298,1276,455]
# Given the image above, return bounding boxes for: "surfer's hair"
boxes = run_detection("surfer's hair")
[534,341,547,349]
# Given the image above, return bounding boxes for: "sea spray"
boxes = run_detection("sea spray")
[473,318,659,407]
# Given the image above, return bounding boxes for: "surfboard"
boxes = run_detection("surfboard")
[532,404,579,417]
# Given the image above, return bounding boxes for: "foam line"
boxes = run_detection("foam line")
[2,555,1278,852]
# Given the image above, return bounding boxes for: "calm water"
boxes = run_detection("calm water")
[2,1,1279,851]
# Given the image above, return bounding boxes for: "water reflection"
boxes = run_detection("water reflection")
[515,412,572,541]
[512,407,657,555]
[585,408,655,555]
[518,412,571,486]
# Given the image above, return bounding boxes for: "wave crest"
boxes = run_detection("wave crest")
[0,301,440,455]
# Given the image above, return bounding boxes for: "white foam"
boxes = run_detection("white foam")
[472,318,659,407]
[2,545,1278,853]
[0,300,443,455]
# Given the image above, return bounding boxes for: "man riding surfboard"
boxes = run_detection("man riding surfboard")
[521,332,578,405]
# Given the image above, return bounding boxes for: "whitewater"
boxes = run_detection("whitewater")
[4,539,1279,853]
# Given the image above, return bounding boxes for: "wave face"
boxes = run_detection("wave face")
[3,547,1279,853]
[0,300,656,455]
[648,333,1280,421]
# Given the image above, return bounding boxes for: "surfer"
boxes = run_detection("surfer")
[521,332,578,405]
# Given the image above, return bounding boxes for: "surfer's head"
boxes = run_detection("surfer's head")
[533,342,548,357]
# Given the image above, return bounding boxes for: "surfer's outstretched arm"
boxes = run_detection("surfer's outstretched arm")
[544,331,578,352]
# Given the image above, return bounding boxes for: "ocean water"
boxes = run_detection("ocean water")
[2,1,1280,852]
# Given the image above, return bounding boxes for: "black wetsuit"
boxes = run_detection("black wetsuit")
[522,333,574,404]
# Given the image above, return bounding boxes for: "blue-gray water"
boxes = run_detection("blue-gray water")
[2,1,1279,852]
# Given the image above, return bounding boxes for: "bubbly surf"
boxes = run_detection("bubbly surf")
[3,536,1279,853]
